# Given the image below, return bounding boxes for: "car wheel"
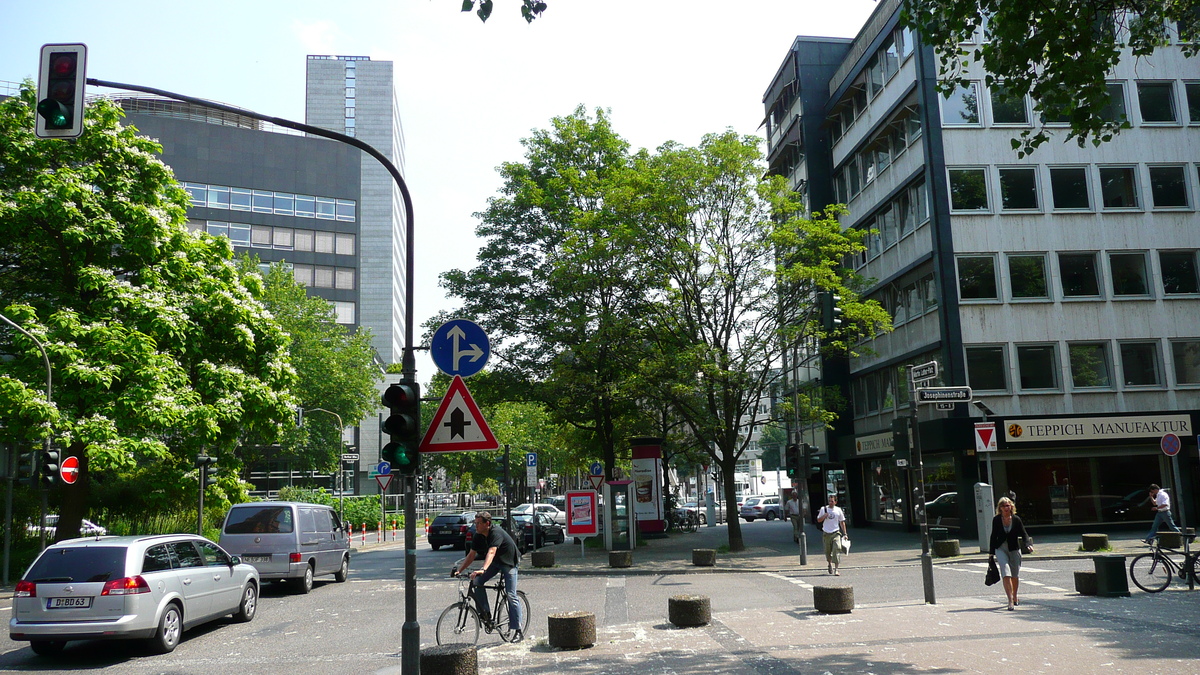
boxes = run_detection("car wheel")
[334,555,349,583]
[29,640,66,656]
[557,530,566,544]
[766,512,777,521]
[233,583,258,622]
[699,513,707,525]
[148,603,182,654]
[292,564,314,594]
[431,543,441,551]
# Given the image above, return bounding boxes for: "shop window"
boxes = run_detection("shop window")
[1149,166,1190,208]
[1068,343,1112,388]
[1017,344,1060,390]
[957,255,998,299]
[1008,254,1048,298]
[1160,251,1199,294]
[1101,82,1129,123]
[1050,167,1091,209]
[999,167,1039,210]
[1187,83,1200,123]
[941,82,981,126]
[948,168,989,211]
[866,459,904,523]
[1109,252,1149,296]
[989,84,1029,124]
[1099,166,1139,209]
[966,345,1008,391]
[1172,340,1200,384]
[1120,342,1163,386]
[1059,252,1101,297]
[1137,82,1178,123]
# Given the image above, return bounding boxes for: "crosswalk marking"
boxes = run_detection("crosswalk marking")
[761,571,813,590]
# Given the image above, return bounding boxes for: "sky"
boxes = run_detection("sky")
[1,0,879,380]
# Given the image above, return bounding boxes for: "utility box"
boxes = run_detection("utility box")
[1093,555,1131,597]
[974,483,995,553]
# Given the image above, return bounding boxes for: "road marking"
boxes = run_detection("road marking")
[761,571,813,590]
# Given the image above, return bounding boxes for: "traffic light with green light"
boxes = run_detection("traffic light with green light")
[381,380,421,475]
[36,43,87,139]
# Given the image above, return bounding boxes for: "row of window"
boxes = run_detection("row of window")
[291,263,356,291]
[253,262,358,325]
[942,79,1200,128]
[966,339,1200,393]
[880,273,938,327]
[344,60,357,137]
[184,183,357,221]
[829,23,917,145]
[850,354,939,418]
[834,107,923,206]
[849,180,931,268]
[957,250,1200,301]
[190,220,356,256]
[948,163,1198,213]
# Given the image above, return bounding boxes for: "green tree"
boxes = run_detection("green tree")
[0,84,296,539]
[461,0,546,23]
[903,0,1199,156]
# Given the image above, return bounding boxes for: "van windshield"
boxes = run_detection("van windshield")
[224,506,294,534]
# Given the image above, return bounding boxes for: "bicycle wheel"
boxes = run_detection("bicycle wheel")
[684,514,698,533]
[494,590,531,642]
[436,602,481,645]
[1129,553,1171,593]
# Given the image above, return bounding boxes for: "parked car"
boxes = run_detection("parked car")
[9,533,258,656]
[469,515,529,555]
[924,492,958,522]
[426,511,477,551]
[740,495,782,521]
[1101,489,1151,521]
[219,501,350,594]
[512,502,567,526]
[512,512,566,549]
[678,500,726,524]
[26,514,107,539]
[540,495,566,511]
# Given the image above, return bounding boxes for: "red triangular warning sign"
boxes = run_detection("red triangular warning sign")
[420,375,499,453]
[974,422,997,452]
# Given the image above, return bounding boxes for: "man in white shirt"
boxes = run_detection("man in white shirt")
[816,494,847,575]
[1144,484,1180,544]
[785,492,802,543]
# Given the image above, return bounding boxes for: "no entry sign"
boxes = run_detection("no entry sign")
[60,456,80,484]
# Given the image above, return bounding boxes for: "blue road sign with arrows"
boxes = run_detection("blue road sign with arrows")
[431,319,490,378]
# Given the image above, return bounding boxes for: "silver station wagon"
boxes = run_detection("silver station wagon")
[9,534,259,656]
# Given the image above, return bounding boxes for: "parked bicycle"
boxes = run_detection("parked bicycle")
[675,509,700,533]
[1129,536,1198,593]
[436,568,530,645]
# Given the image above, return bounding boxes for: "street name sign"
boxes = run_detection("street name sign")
[341,453,360,462]
[430,319,490,378]
[916,386,972,403]
[910,361,939,383]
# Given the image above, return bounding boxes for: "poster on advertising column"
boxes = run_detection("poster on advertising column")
[630,437,664,533]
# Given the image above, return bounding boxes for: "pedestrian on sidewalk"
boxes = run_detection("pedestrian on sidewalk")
[786,491,802,543]
[1143,484,1180,544]
[816,495,847,575]
[988,496,1030,611]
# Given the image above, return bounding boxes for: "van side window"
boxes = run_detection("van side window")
[142,545,172,573]
[224,506,295,534]
[330,511,343,531]
[314,508,332,533]
[300,507,319,534]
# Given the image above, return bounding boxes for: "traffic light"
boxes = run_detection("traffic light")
[36,43,87,139]
[41,446,60,485]
[821,291,844,331]
[495,453,509,485]
[381,379,421,475]
[425,475,434,492]
[785,444,801,479]
[892,417,911,463]
[195,454,218,488]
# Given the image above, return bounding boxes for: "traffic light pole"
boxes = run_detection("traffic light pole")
[907,365,936,605]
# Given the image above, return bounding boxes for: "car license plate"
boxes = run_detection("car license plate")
[47,596,92,609]
[243,555,271,563]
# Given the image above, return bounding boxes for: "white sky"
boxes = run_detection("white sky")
[1,0,878,379]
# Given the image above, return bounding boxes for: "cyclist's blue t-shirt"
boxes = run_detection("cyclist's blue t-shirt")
[471,525,520,569]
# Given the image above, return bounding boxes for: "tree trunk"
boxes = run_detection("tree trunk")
[54,442,89,543]
[720,455,744,552]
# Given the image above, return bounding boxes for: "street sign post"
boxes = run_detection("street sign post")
[910,361,939,383]
[430,319,490,378]
[916,386,972,403]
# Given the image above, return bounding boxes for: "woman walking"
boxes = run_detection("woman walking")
[988,496,1031,610]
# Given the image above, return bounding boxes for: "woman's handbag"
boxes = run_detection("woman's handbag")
[985,556,1001,586]
[1021,536,1035,554]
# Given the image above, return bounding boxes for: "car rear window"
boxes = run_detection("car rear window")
[224,505,295,534]
[432,515,466,526]
[26,546,126,583]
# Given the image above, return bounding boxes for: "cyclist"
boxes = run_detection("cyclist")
[453,511,523,641]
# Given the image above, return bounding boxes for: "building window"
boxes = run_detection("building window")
[1017,344,1059,390]
[316,197,336,220]
[1050,167,1091,209]
[228,223,250,246]
[957,255,998,299]
[1059,252,1101,297]
[335,199,356,222]
[334,301,356,325]
[1172,340,1200,384]
[294,229,314,252]
[1160,251,1200,294]
[999,167,1039,210]
[251,225,272,248]
[272,227,294,250]
[948,168,989,210]
[966,345,1009,391]
[314,266,335,288]
[336,233,356,256]
[293,264,313,287]
[1149,165,1190,207]
[1068,342,1112,388]
[989,84,1029,124]
[1120,342,1163,387]
[1101,82,1129,123]
[206,185,230,209]
[1099,166,1139,209]
[315,231,335,254]
[252,190,273,214]
[273,192,295,216]
[941,82,981,126]
[1109,252,1150,296]
[1008,254,1049,298]
[1187,83,1200,123]
[294,195,315,218]
[231,187,252,211]
[335,268,355,290]
[1137,82,1178,123]
[185,183,206,206]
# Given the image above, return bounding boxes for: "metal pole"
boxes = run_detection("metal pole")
[197,458,206,536]
[300,408,345,520]
[908,365,936,604]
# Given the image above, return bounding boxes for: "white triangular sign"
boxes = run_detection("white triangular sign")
[419,375,499,453]
[975,422,997,452]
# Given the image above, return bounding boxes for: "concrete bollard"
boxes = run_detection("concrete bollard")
[692,549,716,567]
[531,550,555,568]
[932,539,960,557]
[547,611,596,649]
[1081,533,1109,551]
[609,550,633,568]
[668,594,711,627]
[1074,570,1098,596]
[813,585,854,614]
[420,643,477,675]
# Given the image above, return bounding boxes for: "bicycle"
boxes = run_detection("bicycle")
[1128,536,1198,593]
[667,509,699,533]
[436,570,530,645]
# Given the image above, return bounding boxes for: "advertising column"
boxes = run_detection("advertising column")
[630,436,665,533]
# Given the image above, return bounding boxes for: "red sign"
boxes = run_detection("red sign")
[60,456,80,485]
[565,490,599,538]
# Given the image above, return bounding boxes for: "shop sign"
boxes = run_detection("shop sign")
[855,431,893,456]
[1004,413,1192,444]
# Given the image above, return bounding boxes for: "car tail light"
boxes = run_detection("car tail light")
[101,576,150,596]
[15,580,36,597]
[289,552,303,563]
[753,506,762,512]
[458,525,469,534]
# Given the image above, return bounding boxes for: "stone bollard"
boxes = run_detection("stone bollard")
[1158,532,1183,549]
[668,594,711,627]
[547,611,596,649]
[420,643,477,675]
[932,539,960,557]
[692,549,716,567]
[813,585,854,614]
[531,550,555,568]
[1081,533,1109,552]
[609,550,633,568]
[1074,570,1098,596]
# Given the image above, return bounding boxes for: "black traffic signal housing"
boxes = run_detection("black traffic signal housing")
[785,444,801,479]
[495,453,509,486]
[41,446,61,485]
[821,291,844,331]
[195,454,218,488]
[425,475,434,492]
[36,43,87,139]
[381,380,421,475]
[892,417,911,463]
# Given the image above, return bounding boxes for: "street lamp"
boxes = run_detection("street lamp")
[300,407,347,519]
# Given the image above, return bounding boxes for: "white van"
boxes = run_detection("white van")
[219,502,350,594]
